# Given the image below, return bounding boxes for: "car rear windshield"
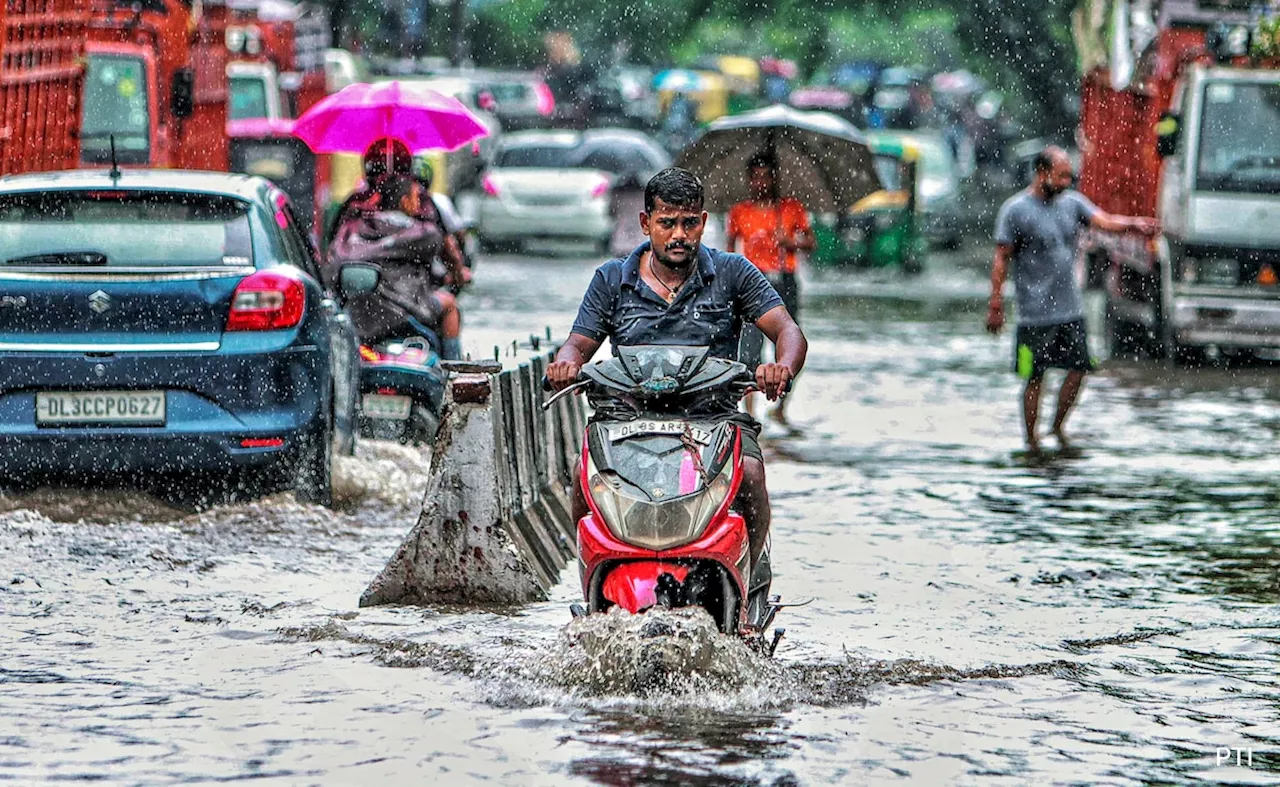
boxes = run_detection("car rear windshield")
[496,144,578,168]
[0,191,253,267]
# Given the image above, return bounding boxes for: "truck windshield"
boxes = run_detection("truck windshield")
[1196,80,1280,194]
[80,54,151,166]
[230,76,271,120]
[0,192,253,268]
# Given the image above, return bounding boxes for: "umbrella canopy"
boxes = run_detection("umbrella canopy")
[292,80,489,155]
[674,104,882,213]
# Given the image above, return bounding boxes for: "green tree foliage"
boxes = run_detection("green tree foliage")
[951,0,1078,134]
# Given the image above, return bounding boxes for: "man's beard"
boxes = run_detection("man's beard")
[1042,182,1067,199]
[653,240,697,270]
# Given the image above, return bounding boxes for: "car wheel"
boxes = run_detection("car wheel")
[293,422,334,507]
[334,384,357,457]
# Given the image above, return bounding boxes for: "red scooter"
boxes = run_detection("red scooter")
[545,346,784,652]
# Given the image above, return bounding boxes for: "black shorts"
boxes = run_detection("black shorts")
[1013,319,1096,380]
[724,412,763,463]
[739,272,799,368]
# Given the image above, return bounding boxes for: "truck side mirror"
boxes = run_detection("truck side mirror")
[1155,112,1180,158]
[172,68,195,119]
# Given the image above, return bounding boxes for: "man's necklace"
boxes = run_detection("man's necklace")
[648,254,686,302]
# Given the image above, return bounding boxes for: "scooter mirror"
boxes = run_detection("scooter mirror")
[339,263,380,298]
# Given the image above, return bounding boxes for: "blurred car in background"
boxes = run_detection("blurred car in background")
[0,170,360,506]
[866,130,963,249]
[467,70,556,131]
[478,129,670,252]
[379,75,502,195]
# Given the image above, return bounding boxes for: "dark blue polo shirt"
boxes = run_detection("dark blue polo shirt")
[571,242,784,360]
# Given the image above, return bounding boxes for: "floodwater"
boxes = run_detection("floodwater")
[4,250,1280,785]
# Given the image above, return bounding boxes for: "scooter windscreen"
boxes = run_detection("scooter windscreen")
[585,419,739,551]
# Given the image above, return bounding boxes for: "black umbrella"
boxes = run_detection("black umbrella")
[675,104,882,214]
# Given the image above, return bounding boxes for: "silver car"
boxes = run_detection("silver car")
[477,130,671,253]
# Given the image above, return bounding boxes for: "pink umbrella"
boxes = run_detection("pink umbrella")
[292,81,489,154]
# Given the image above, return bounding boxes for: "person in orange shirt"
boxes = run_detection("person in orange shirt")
[727,153,815,424]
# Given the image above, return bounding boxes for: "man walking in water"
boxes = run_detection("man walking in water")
[988,146,1159,454]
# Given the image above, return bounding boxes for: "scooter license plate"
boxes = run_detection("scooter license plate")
[607,420,711,444]
[362,394,413,421]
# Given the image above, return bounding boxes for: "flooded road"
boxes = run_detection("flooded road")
[4,250,1280,785]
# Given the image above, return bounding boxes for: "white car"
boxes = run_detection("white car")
[477,129,671,252]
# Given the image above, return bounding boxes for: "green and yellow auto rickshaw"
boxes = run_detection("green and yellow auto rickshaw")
[811,138,926,274]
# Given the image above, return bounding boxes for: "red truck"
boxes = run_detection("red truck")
[1,0,228,174]
[0,0,89,174]
[1079,0,1280,361]
[223,0,332,233]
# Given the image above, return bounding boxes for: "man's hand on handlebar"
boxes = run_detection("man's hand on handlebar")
[755,362,794,401]
[546,360,583,391]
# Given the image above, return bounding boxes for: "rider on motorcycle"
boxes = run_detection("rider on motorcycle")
[327,139,469,360]
[546,167,808,565]
[327,173,464,360]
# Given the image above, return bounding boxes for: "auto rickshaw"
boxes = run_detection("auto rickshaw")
[811,137,925,274]
[654,69,729,124]
[715,55,760,114]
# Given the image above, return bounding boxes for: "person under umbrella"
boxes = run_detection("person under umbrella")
[326,140,468,360]
[727,152,814,425]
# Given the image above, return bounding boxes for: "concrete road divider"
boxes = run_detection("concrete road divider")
[360,348,586,606]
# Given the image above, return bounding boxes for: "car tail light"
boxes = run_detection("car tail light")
[359,345,381,362]
[1259,264,1278,287]
[482,175,501,197]
[590,177,610,199]
[240,437,284,448]
[534,82,556,116]
[377,386,398,395]
[226,269,305,331]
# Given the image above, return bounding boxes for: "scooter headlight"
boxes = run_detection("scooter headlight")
[588,463,734,551]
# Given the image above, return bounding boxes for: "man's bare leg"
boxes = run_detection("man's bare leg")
[1023,376,1044,453]
[1052,370,1086,448]
[734,457,771,565]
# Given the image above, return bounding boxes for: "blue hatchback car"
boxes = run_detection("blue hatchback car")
[0,170,360,506]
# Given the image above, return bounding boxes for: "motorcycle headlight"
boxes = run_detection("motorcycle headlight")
[588,461,734,551]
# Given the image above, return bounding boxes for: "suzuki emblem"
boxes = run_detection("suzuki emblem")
[88,290,111,314]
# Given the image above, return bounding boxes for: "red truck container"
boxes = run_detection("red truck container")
[0,0,89,175]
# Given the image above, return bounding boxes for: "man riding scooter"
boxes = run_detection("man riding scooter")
[547,167,808,569]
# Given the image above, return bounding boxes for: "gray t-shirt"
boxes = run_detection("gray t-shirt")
[994,189,1099,327]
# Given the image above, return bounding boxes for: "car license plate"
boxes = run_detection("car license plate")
[362,393,412,421]
[35,390,165,426]
[607,420,712,444]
